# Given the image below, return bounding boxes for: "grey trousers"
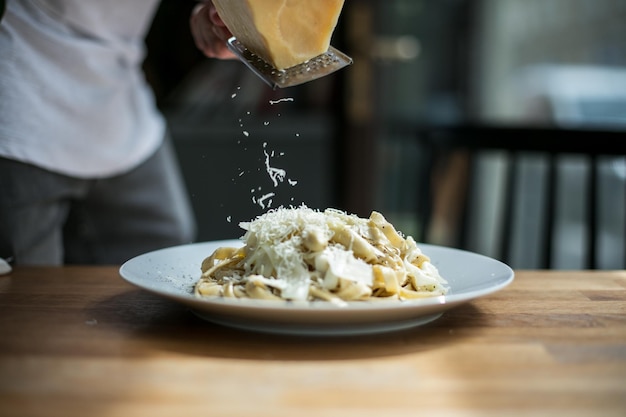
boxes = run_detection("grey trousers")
[0,137,196,265]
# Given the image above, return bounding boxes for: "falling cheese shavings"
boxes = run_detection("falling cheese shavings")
[269,98,295,105]
[234,105,299,211]
[263,144,287,187]
[257,193,275,209]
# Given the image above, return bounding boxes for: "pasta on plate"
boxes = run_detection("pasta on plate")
[194,206,448,305]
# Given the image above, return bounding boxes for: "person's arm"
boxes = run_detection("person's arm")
[190,1,236,59]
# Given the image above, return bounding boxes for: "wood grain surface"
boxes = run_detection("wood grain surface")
[0,267,625,417]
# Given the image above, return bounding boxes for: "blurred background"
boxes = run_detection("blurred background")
[143,0,626,269]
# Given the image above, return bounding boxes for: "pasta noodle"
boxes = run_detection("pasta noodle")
[194,206,448,305]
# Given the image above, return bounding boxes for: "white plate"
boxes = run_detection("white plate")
[119,240,514,336]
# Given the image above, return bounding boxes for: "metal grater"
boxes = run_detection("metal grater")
[227,37,353,89]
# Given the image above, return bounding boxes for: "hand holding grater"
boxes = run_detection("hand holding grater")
[227,37,353,89]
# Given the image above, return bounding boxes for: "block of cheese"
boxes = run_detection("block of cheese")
[213,0,345,70]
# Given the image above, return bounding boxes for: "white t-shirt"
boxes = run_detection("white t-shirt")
[0,0,165,178]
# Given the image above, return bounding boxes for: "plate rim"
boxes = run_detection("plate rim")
[119,240,514,312]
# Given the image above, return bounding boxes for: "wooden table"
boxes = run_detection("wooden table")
[1,267,625,417]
